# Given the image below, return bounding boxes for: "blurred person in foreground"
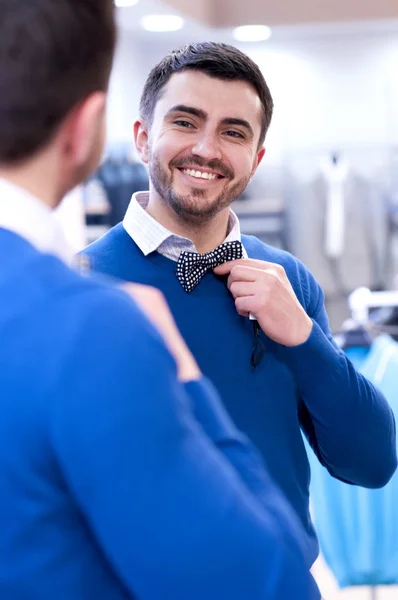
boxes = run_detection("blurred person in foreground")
[81,41,397,569]
[0,2,320,599]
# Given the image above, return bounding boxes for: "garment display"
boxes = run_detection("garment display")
[232,164,291,251]
[321,154,349,260]
[92,153,149,226]
[81,223,396,570]
[286,154,388,329]
[377,147,398,287]
[308,334,398,588]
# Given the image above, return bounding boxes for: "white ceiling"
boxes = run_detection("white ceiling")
[164,0,398,28]
[116,0,398,45]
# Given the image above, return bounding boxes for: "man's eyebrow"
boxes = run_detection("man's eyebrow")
[166,106,255,137]
[221,118,254,137]
[166,105,207,120]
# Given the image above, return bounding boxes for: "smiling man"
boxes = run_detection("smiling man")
[82,42,397,568]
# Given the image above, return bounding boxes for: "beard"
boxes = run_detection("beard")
[148,149,251,224]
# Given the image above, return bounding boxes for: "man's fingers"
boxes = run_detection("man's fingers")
[235,296,254,317]
[214,258,283,276]
[229,281,256,299]
[213,261,239,275]
[227,265,263,285]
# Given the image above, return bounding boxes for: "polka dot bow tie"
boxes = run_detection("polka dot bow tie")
[176,241,243,293]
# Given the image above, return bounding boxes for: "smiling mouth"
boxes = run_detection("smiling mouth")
[178,167,225,181]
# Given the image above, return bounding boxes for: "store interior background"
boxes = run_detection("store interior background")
[59,1,398,598]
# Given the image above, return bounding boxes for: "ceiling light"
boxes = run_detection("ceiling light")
[115,0,139,7]
[233,25,272,42]
[140,14,184,32]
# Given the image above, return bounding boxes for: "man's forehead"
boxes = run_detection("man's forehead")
[156,71,262,121]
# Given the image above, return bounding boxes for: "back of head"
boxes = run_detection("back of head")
[140,41,273,147]
[0,0,116,165]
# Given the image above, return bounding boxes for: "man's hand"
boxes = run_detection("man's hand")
[214,259,313,347]
[121,283,201,382]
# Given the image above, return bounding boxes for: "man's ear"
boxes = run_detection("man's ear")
[248,146,266,183]
[134,119,149,164]
[253,146,266,175]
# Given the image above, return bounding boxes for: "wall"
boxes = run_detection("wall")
[106,29,149,145]
[246,34,398,159]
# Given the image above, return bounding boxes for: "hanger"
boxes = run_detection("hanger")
[349,287,398,323]
[335,287,398,349]
[334,320,374,350]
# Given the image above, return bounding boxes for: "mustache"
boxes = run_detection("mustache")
[170,156,234,180]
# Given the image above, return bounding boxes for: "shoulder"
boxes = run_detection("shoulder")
[80,222,132,262]
[78,223,140,276]
[3,242,174,404]
[241,234,323,313]
[47,267,178,410]
[22,251,164,365]
[53,269,159,352]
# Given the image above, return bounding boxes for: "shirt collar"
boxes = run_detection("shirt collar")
[123,191,244,262]
[0,178,73,264]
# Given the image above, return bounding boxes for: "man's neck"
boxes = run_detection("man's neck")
[146,194,231,254]
[0,155,61,211]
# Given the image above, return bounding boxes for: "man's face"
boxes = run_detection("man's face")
[139,70,265,223]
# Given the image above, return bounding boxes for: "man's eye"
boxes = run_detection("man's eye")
[175,120,194,128]
[225,130,244,139]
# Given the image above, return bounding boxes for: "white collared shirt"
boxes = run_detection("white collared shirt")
[0,178,73,264]
[123,191,247,261]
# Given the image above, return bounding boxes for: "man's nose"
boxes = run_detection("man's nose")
[191,132,222,162]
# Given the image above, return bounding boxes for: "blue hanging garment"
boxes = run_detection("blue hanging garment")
[308,335,398,587]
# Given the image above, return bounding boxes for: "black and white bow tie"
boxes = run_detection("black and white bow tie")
[176,241,243,293]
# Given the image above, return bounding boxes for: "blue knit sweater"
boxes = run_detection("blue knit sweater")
[0,228,320,600]
[83,223,397,566]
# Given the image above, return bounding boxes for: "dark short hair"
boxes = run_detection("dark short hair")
[0,0,116,164]
[140,42,273,147]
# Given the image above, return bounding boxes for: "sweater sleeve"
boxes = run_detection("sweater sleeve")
[280,269,397,489]
[50,289,319,600]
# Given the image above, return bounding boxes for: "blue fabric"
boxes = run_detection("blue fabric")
[82,223,397,568]
[308,335,398,587]
[0,227,320,600]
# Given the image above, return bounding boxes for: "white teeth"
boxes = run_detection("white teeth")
[182,168,218,180]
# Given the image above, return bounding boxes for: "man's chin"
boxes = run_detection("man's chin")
[170,197,225,222]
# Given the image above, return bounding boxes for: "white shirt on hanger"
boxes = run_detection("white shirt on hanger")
[320,157,349,259]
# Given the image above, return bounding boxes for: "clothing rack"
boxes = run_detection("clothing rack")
[350,287,398,600]
[349,287,398,324]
